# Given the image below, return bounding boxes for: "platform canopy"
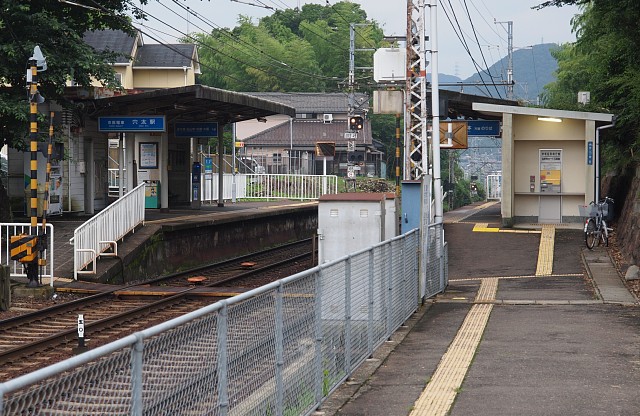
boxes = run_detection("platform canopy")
[90,84,296,123]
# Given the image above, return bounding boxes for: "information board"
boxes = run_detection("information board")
[540,149,562,193]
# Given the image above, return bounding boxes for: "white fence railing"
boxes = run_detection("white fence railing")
[202,174,339,202]
[108,168,127,197]
[0,223,54,286]
[71,182,145,280]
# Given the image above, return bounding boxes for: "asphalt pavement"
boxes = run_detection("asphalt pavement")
[318,202,640,416]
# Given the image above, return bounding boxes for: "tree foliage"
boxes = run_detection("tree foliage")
[0,0,145,150]
[195,2,384,92]
[541,0,640,171]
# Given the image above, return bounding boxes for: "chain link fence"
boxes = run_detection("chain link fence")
[0,227,447,415]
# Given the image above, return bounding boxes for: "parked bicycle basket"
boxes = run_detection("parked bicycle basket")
[578,204,598,217]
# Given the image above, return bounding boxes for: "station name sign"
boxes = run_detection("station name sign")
[467,120,500,137]
[98,116,166,132]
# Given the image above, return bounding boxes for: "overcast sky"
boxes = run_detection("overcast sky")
[135,0,581,79]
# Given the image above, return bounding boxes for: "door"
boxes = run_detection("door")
[168,143,189,205]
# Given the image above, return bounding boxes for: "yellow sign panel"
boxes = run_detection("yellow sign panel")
[438,121,468,149]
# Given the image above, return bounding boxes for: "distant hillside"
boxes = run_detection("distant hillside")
[437,43,560,103]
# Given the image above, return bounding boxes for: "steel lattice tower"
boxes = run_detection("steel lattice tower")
[405,0,429,180]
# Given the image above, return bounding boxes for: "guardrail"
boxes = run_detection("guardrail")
[71,182,145,280]
[201,174,339,202]
[0,223,54,286]
[108,168,127,197]
[0,228,448,415]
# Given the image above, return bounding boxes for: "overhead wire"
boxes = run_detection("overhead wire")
[142,0,373,88]
[439,0,494,97]
[162,0,344,82]
[325,0,378,50]
[92,0,264,88]
[130,0,374,93]
[461,0,503,98]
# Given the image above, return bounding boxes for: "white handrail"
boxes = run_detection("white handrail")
[71,182,145,280]
[0,223,54,286]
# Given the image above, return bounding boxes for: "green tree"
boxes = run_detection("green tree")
[541,0,640,172]
[195,2,384,93]
[195,16,324,92]
[370,114,401,179]
[0,0,144,221]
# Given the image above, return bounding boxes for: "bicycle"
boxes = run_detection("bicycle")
[581,197,614,250]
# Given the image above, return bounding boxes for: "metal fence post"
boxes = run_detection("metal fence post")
[314,270,323,403]
[367,248,374,357]
[386,242,393,339]
[416,233,421,307]
[131,335,144,416]
[344,256,352,375]
[217,302,229,415]
[275,283,284,415]
[439,225,446,292]
[403,233,410,316]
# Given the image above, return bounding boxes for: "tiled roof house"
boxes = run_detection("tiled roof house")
[83,29,200,90]
[236,92,379,176]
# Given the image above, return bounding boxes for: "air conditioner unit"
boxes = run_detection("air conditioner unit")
[323,114,333,123]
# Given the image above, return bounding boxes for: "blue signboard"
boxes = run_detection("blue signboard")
[175,122,219,138]
[98,116,166,132]
[587,141,593,165]
[467,120,501,136]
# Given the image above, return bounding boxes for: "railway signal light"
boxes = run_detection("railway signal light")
[349,116,363,131]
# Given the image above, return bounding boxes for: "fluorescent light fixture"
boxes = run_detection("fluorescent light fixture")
[537,117,562,123]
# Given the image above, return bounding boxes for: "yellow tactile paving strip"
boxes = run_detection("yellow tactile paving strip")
[535,225,555,276]
[410,279,497,416]
[472,223,541,234]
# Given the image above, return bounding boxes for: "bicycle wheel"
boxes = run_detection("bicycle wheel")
[602,220,609,247]
[585,219,597,249]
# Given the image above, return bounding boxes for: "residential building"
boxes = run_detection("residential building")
[236,92,382,177]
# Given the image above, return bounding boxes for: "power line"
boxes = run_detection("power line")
[325,0,378,50]
[163,0,342,82]
[461,0,503,98]
[130,0,352,90]
[439,0,494,97]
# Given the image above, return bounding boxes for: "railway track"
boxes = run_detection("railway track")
[0,240,314,381]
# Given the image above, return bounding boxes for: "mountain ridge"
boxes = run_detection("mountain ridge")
[433,43,561,103]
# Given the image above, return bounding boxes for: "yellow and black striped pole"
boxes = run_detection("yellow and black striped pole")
[26,58,40,287]
[29,60,38,228]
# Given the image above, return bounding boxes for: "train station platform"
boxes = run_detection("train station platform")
[12,199,318,289]
[319,202,640,416]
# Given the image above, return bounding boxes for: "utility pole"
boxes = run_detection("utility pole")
[496,20,514,100]
[347,24,375,181]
